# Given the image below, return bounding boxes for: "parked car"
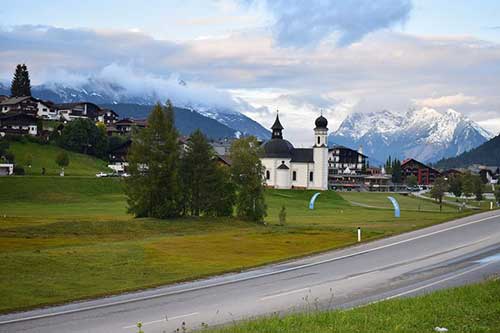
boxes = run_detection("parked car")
[96,172,107,177]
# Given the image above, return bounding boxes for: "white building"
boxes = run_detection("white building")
[261,114,329,190]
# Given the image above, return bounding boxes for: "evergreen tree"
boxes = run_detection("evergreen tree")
[125,101,182,219]
[385,156,393,174]
[181,129,218,216]
[473,175,484,201]
[406,175,418,187]
[205,165,236,217]
[230,136,267,222]
[391,159,402,183]
[10,64,31,97]
[448,175,463,199]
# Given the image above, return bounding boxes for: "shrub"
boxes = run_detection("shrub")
[13,165,25,175]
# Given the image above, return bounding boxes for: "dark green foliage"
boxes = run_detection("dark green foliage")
[13,165,24,175]
[230,136,267,222]
[10,64,31,97]
[495,187,500,204]
[125,101,182,219]
[391,158,402,183]
[57,118,108,158]
[406,175,418,187]
[181,129,235,216]
[0,140,14,163]
[436,134,500,168]
[278,205,286,226]
[55,151,69,168]
[473,176,483,201]
[385,156,393,174]
[107,135,128,154]
[430,177,448,210]
[448,175,462,199]
[461,173,475,199]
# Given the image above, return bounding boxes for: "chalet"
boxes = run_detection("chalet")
[56,102,102,121]
[0,163,14,176]
[98,108,119,125]
[327,145,368,190]
[115,118,147,135]
[0,96,57,120]
[0,113,39,136]
[401,158,441,185]
[108,140,131,173]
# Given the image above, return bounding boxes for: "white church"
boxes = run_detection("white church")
[261,113,329,190]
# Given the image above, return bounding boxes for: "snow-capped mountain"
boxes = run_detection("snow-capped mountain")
[329,108,493,163]
[0,80,270,140]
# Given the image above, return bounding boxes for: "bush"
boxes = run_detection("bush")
[13,165,25,175]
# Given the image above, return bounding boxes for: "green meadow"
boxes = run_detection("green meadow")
[0,176,476,313]
[206,278,500,333]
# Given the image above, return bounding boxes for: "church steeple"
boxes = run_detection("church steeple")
[271,111,284,139]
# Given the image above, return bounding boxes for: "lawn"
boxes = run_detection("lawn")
[205,278,500,333]
[0,177,475,313]
[7,140,109,176]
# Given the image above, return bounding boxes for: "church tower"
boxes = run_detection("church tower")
[312,114,329,190]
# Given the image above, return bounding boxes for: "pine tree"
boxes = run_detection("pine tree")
[391,159,402,183]
[20,64,32,96]
[181,129,217,216]
[230,136,267,222]
[11,64,23,97]
[125,101,182,219]
[10,64,31,97]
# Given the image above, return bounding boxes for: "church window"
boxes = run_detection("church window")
[309,171,314,182]
[317,136,320,145]
[292,171,297,181]
[266,170,270,180]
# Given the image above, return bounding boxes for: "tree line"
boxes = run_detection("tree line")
[125,101,267,222]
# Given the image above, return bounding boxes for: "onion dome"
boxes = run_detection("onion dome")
[314,115,328,129]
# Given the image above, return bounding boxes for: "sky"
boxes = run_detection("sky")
[1,0,500,144]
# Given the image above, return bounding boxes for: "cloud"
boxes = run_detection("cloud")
[241,0,412,47]
[413,94,481,108]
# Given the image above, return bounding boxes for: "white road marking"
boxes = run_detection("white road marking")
[384,261,496,300]
[123,312,199,329]
[260,288,310,301]
[1,213,499,325]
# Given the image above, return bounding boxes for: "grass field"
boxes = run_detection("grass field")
[205,278,500,333]
[8,141,109,176]
[0,177,475,313]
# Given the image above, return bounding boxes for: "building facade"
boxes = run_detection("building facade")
[401,158,441,185]
[261,114,329,190]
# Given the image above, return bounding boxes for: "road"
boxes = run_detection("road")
[1,210,500,333]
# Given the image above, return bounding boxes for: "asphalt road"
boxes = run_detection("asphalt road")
[2,210,500,333]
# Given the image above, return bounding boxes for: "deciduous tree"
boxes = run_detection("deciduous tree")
[57,118,108,158]
[55,151,69,176]
[430,177,448,211]
[448,175,462,200]
[230,136,267,222]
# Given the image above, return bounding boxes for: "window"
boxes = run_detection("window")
[266,170,270,180]
[317,136,320,145]
[309,171,314,182]
[292,171,297,181]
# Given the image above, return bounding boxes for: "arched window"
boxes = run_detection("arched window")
[317,136,320,145]
[309,171,314,182]
[292,171,297,181]
[266,170,270,180]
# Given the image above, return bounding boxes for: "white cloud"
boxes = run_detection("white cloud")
[413,93,481,108]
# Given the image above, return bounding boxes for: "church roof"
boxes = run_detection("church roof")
[291,148,314,163]
[262,138,294,158]
[277,163,289,170]
[271,114,284,130]
[314,115,328,129]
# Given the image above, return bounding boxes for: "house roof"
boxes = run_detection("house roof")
[291,148,314,163]
[0,96,33,106]
[216,154,232,166]
[401,158,441,173]
[55,102,101,110]
[115,118,147,126]
[329,145,368,158]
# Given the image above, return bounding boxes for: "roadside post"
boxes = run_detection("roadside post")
[491,201,494,210]
[357,227,361,242]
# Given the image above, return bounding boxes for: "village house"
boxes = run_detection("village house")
[114,118,147,135]
[56,102,102,122]
[401,158,441,185]
[0,96,57,120]
[98,108,119,125]
[0,113,39,136]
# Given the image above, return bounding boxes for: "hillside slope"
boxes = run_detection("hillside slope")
[7,141,109,176]
[435,134,500,168]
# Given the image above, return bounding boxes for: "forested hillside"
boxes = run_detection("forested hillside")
[435,134,500,168]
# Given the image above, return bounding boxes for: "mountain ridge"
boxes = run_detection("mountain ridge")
[329,108,492,163]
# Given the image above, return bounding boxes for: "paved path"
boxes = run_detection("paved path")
[1,210,500,333]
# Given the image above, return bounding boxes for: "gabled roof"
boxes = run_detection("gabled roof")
[291,148,314,163]
[0,96,33,106]
[401,158,441,173]
[55,102,101,110]
[329,145,368,158]
[277,163,289,170]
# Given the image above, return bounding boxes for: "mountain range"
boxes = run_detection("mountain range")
[435,134,500,169]
[0,81,270,140]
[329,108,493,164]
